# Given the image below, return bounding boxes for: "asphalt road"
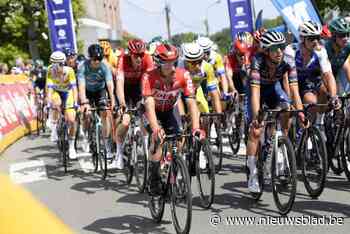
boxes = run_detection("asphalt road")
[1,132,350,234]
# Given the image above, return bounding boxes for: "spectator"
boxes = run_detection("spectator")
[24,59,33,76]
[0,63,9,74]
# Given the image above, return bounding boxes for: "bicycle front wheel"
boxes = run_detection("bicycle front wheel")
[299,126,328,198]
[134,131,147,193]
[271,136,297,215]
[342,127,350,181]
[195,139,215,209]
[170,155,192,234]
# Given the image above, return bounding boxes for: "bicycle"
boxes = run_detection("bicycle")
[84,105,111,180]
[35,92,48,136]
[181,116,215,209]
[202,112,224,172]
[246,106,298,215]
[122,106,148,192]
[148,133,192,234]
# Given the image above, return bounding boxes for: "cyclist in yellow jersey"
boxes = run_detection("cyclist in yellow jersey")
[46,51,79,159]
[99,40,120,77]
[178,42,222,114]
[197,37,235,100]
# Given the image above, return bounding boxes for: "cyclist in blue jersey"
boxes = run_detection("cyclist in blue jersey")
[325,17,350,94]
[77,44,116,158]
[284,20,340,109]
[246,31,305,193]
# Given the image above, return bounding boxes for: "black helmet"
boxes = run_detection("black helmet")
[88,44,103,61]
[76,54,86,63]
[63,47,76,57]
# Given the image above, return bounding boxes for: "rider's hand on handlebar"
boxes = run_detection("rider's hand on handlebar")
[192,128,206,141]
[329,96,341,110]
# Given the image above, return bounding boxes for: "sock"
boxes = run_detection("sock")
[116,143,122,160]
[247,155,256,174]
[69,139,75,150]
[105,138,111,153]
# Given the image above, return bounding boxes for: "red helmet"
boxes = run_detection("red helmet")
[153,43,179,65]
[231,40,249,55]
[321,24,332,39]
[128,39,146,54]
[253,28,267,43]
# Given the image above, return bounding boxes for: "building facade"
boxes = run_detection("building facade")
[78,0,122,54]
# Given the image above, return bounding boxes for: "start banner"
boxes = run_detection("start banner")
[0,75,37,153]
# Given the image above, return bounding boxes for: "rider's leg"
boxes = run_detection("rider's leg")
[112,113,131,169]
[50,92,61,142]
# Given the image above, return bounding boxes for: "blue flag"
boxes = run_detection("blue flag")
[227,0,254,39]
[271,0,322,40]
[255,10,263,30]
[45,0,77,52]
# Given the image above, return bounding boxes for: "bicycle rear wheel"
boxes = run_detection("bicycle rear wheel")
[171,155,192,234]
[97,124,108,180]
[149,195,165,223]
[61,123,69,173]
[228,113,241,155]
[299,126,327,198]
[195,139,215,209]
[271,136,297,215]
[209,121,223,172]
[342,128,350,181]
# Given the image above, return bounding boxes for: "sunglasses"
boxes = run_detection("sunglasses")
[336,32,350,38]
[188,60,202,66]
[53,62,65,67]
[268,44,286,53]
[131,53,145,58]
[91,57,102,62]
[305,35,321,42]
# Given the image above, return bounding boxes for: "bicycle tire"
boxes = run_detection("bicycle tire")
[299,126,327,198]
[271,136,297,215]
[228,113,241,155]
[149,195,165,223]
[209,121,223,172]
[62,124,69,173]
[195,139,215,209]
[134,131,147,193]
[341,128,350,181]
[97,124,108,180]
[170,155,192,234]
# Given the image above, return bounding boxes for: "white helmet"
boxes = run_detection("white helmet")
[182,43,204,61]
[260,31,286,49]
[299,20,322,37]
[50,51,66,63]
[196,37,213,53]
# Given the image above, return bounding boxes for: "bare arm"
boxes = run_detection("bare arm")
[144,96,161,132]
[185,97,200,130]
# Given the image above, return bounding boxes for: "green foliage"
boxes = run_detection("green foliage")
[0,44,29,67]
[263,16,284,29]
[210,28,231,55]
[0,0,85,66]
[314,0,350,18]
[170,32,197,47]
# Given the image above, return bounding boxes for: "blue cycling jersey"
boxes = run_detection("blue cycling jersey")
[77,60,113,92]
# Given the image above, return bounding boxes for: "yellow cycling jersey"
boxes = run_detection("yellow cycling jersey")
[46,65,77,92]
[191,61,218,91]
[105,49,121,69]
[208,50,225,77]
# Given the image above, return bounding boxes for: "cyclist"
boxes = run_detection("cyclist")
[113,39,154,169]
[32,59,47,95]
[142,43,203,195]
[64,48,78,73]
[46,51,79,159]
[178,42,222,114]
[77,44,116,158]
[224,38,253,96]
[325,17,350,94]
[196,37,231,98]
[284,20,340,109]
[246,31,305,193]
[99,40,120,77]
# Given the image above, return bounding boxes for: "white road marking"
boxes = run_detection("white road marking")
[10,160,47,184]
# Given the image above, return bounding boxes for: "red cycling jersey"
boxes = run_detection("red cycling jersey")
[117,50,154,85]
[142,68,195,112]
[224,47,256,73]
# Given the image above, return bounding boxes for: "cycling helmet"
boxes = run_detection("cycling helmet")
[99,40,111,56]
[321,25,332,39]
[236,31,254,46]
[260,31,286,49]
[88,44,103,60]
[253,28,267,43]
[63,48,76,57]
[128,39,146,54]
[196,37,213,53]
[153,43,179,65]
[182,43,204,61]
[231,40,250,55]
[50,51,66,63]
[34,59,44,67]
[329,17,350,34]
[76,54,86,63]
[299,20,322,37]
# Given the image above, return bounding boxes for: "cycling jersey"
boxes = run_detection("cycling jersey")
[117,50,154,85]
[104,49,120,70]
[224,54,251,94]
[46,65,76,92]
[325,41,350,76]
[141,68,195,112]
[77,60,113,92]
[32,67,47,90]
[208,50,225,77]
[284,44,332,95]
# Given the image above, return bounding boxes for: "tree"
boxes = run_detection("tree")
[170,32,197,47]
[210,28,231,55]
[0,0,85,66]
[314,0,350,19]
[263,16,284,29]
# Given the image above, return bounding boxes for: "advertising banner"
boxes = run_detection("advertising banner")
[45,0,77,52]
[227,0,254,39]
